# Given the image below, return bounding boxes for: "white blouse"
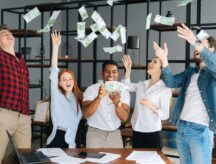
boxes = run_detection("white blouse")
[122,79,172,132]
[46,67,82,148]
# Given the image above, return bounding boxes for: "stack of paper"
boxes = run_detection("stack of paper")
[126,151,165,164]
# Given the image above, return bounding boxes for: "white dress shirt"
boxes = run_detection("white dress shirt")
[122,79,172,132]
[46,67,82,148]
[83,81,130,131]
[180,72,209,126]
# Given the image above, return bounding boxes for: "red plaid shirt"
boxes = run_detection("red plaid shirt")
[0,50,30,115]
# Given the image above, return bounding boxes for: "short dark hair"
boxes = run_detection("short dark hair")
[207,36,216,52]
[102,60,119,72]
[0,24,11,32]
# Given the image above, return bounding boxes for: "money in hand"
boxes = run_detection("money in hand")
[23,7,41,23]
[196,30,210,41]
[154,14,175,26]
[78,6,88,21]
[105,81,129,97]
[103,45,123,54]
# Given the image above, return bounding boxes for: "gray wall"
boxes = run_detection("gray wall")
[1,0,216,109]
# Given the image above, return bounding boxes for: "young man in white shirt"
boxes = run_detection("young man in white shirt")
[83,60,130,148]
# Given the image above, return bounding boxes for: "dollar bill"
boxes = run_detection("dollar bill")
[98,26,111,39]
[146,13,152,30]
[23,7,41,23]
[105,81,129,97]
[154,14,175,26]
[176,0,193,7]
[196,30,210,41]
[37,10,61,33]
[103,45,123,54]
[75,32,97,47]
[78,6,88,21]
[90,23,100,32]
[110,25,121,41]
[91,11,106,29]
[76,22,86,39]
[119,25,126,44]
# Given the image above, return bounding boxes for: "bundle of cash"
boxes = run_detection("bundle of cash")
[154,14,175,26]
[196,30,210,41]
[105,81,129,97]
[146,13,152,30]
[76,22,86,39]
[78,6,88,21]
[75,32,97,47]
[37,10,61,33]
[176,0,193,7]
[23,7,41,23]
[103,45,123,54]
[91,11,106,29]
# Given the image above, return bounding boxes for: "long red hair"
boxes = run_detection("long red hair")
[58,69,83,114]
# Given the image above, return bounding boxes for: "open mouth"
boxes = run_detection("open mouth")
[66,84,71,88]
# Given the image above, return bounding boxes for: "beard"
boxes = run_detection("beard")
[193,50,203,64]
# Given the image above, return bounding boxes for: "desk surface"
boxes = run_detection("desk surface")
[63,148,172,164]
[16,148,171,164]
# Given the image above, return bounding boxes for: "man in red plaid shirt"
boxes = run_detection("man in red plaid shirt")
[0,24,31,163]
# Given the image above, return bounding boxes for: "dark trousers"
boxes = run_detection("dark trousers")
[132,130,162,149]
[46,129,69,148]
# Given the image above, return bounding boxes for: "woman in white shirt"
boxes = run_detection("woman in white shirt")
[122,55,172,149]
[46,31,82,148]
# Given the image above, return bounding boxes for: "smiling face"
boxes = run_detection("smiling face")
[102,64,119,81]
[147,57,162,76]
[0,29,15,50]
[59,72,74,95]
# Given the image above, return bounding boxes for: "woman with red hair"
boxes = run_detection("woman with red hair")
[46,31,82,148]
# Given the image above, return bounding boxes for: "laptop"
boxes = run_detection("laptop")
[6,131,50,164]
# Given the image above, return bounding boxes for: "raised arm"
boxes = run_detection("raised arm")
[51,31,61,68]
[153,41,186,88]
[177,23,216,78]
[122,55,132,79]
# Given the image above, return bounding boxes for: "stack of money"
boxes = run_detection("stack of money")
[105,81,129,97]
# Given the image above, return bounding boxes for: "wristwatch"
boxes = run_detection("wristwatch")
[193,40,201,49]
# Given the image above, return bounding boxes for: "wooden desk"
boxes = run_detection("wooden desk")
[16,148,171,164]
